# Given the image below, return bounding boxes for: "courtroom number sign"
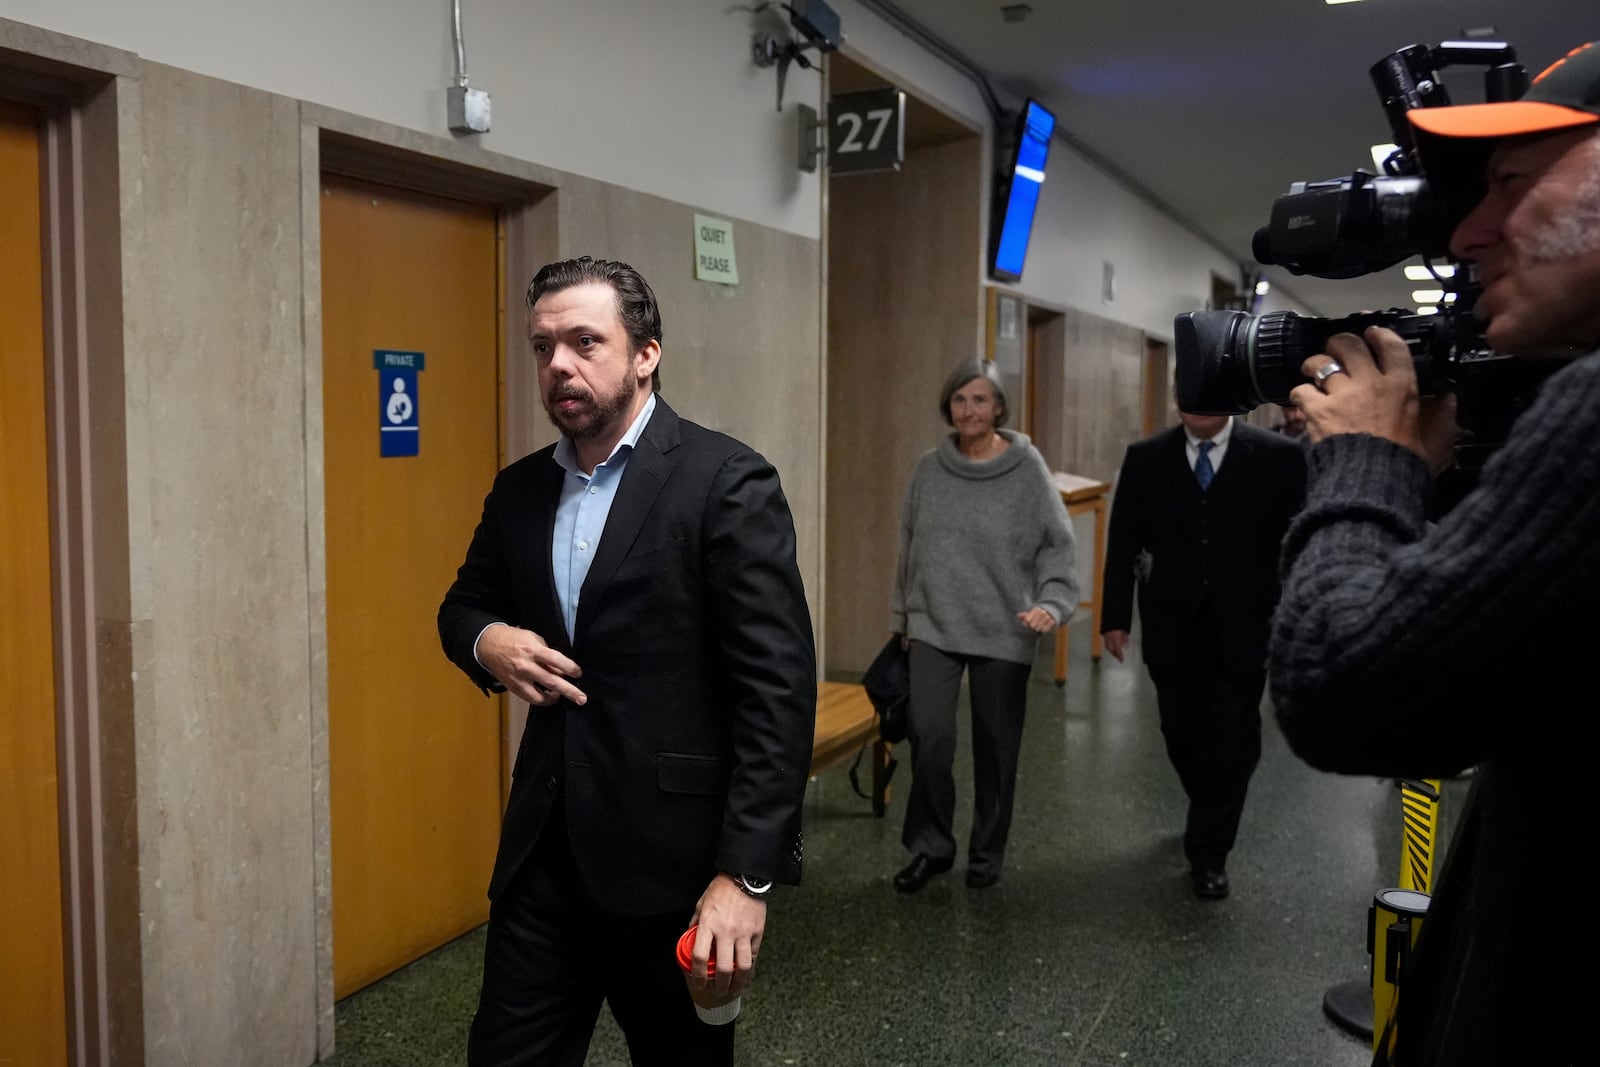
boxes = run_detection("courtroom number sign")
[828,88,906,175]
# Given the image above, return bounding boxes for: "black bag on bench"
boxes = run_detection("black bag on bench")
[847,635,909,802]
[861,635,910,743]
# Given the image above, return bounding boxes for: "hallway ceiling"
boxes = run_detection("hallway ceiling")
[877,0,1597,319]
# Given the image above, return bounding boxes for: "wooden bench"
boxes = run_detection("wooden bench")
[810,681,894,816]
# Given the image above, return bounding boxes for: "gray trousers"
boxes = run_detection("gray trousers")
[901,641,1032,877]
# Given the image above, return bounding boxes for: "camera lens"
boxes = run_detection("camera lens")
[1174,311,1301,414]
[1175,311,1241,414]
[1176,309,1461,415]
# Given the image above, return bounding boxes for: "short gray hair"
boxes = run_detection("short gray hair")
[938,359,1009,428]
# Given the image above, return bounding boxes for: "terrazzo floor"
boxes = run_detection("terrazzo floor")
[321,619,1466,1066]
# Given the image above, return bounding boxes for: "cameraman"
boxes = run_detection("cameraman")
[1270,40,1600,1066]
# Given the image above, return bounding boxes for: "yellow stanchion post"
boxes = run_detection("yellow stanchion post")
[1323,778,1442,1047]
[1369,887,1429,1056]
[1366,778,1439,1055]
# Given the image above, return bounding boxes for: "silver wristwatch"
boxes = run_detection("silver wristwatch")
[727,871,773,898]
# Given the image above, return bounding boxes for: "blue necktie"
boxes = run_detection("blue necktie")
[1195,440,1215,491]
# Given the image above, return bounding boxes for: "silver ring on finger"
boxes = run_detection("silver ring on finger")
[1313,360,1346,385]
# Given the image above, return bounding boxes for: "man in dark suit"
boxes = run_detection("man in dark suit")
[438,257,816,1065]
[1101,409,1305,899]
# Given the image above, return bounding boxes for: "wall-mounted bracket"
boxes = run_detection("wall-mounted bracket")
[797,103,824,173]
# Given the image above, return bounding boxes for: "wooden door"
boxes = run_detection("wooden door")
[1143,338,1170,436]
[0,98,68,1067]
[321,175,503,997]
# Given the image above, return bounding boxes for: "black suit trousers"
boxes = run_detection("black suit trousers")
[1146,612,1264,870]
[468,803,735,1067]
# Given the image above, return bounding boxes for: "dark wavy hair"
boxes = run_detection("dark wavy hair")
[525,256,663,392]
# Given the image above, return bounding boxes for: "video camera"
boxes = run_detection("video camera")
[1175,40,1555,469]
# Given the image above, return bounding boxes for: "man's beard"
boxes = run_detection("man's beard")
[542,372,637,441]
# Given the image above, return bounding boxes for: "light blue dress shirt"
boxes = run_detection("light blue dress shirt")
[472,393,657,664]
[550,393,657,642]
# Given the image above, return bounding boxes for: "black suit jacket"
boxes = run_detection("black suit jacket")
[1101,422,1306,677]
[438,398,817,916]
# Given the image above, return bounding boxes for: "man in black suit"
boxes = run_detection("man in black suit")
[1101,408,1305,899]
[438,257,816,1065]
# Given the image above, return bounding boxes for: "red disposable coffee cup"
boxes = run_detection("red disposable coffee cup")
[676,924,741,1025]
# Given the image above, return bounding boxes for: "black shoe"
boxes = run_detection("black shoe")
[893,854,953,893]
[965,868,1000,889]
[1190,866,1229,900]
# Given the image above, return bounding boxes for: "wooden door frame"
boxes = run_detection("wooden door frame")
[1,42,141,1067]
[299,116,557,1057]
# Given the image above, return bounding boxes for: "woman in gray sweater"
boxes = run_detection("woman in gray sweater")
[890,359,1079,892]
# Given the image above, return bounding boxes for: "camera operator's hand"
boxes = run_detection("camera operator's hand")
[1293,327,1425,457]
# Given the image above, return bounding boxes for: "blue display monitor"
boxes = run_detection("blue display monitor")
[989,99,1056,283]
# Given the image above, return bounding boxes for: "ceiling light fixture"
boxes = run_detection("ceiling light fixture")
[1370,142,1399,172]
[1413,289,1446,303]
[1326,0,1364,6]
[1416,306,1440,315]
[1405,264,1456,280]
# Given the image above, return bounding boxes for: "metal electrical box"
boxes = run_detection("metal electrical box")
[448,85,491,134]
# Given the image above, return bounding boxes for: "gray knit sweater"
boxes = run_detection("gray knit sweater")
[1270,351,1600,1066]
[890,430,1079,665]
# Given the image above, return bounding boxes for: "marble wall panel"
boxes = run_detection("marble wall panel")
[127,62,316,1066]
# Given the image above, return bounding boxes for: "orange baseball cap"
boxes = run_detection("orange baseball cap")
[1410,41,1600,139]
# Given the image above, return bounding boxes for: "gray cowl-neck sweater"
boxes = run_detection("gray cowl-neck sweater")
[890,429,1079,665]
